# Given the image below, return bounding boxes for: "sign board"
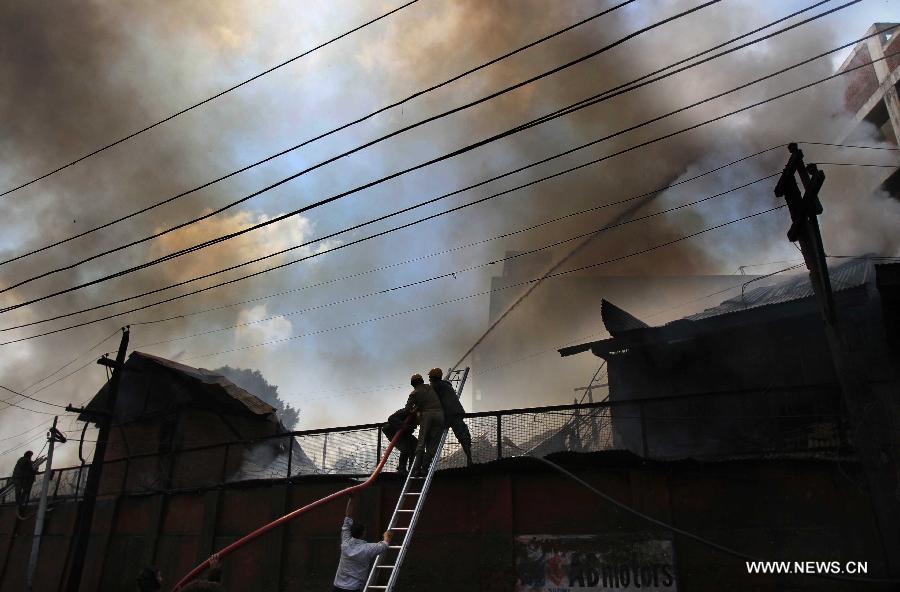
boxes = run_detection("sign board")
[515,535,677,591]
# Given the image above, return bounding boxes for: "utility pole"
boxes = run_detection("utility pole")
[25,417,66,592]
[775,144,900,574]
[64,326,129,592]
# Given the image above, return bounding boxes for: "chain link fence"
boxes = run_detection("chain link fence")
[1,388,850,505]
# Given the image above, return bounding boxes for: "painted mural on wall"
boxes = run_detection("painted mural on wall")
[515,535,677,591]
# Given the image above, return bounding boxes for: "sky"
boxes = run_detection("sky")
[1,0,899,473]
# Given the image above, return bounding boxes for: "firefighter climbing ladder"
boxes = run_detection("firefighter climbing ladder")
[363,367,469,592]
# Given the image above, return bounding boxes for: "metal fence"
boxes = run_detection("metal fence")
[0,386,851,505]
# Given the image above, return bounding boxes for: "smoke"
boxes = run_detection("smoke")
[0,0,898,470]
[213,364,300,429]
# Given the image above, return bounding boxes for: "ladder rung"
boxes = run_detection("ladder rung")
[397,509,413,512]
[404,492,421,496]
[376,565,396,569]
[410,476,425,480]
[388,545,402,549]
[391,527,409,530]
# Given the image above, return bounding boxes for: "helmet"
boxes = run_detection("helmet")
[427,368,443,381]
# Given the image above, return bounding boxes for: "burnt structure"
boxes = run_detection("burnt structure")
[559,257,900,460]
[838,22,900,195]
[473,252,755,412]
[78,351,313,493]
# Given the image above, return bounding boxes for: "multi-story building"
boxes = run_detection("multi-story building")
[837,22,900,195]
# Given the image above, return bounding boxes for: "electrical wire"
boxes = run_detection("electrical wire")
[0,0,636,268]
[133,171,752,329]
[519,453,900,584]
[799,141,900,151]
[0,420,51,442]
[3,40,895,342]
[3,19,891,317]
[0,429,49,456]
[20,327,121,394]
[130,172,779,350]
[0,0,422,199]
[171,206,785,362]
[813,162,897,168]
[0,140,785,340]
[0,0,724,299]
[0,384,67,409]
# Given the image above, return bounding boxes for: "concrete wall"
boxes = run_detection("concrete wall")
[0,453,890,591]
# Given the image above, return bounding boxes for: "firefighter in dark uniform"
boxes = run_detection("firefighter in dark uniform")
[405,374,444,476]
[428,368,474,466]
[382,408,418,475]
[12,450,45,511]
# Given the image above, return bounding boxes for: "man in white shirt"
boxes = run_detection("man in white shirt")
[333,495,392,592]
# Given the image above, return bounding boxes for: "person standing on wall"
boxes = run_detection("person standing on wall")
[11,450,45,512]
[428,368,474,467]
[405,373,444,476]
[382,408,418,475]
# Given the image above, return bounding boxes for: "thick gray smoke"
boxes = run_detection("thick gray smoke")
[0,1,898,471]
[214,365,299,429]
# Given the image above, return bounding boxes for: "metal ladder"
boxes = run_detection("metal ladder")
[363,367,469,592]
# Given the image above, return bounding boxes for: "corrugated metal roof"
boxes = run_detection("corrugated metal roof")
[682,257,873,322]
[134,352,276,416]
[81,352,277,421]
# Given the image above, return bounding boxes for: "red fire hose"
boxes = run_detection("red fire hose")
[172,421,410,590]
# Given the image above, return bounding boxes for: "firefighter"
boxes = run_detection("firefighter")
[428,368,474,467]
[405,373,444,476]
[382,408,418,475]
[11,451,45,511]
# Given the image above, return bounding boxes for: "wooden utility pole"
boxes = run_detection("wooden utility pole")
[775,144,900,574]
[26,416,66,591]
[64,326,129,592]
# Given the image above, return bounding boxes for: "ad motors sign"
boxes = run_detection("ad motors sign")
[515,535,677,591]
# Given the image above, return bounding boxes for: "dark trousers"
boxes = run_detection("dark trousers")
[395,433,418,470]
[14,480,32,508]
[417,411,444,465]
[446,414,471,448]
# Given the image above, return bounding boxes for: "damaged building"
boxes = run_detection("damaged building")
[837,22,900,196]
[78,351,316,492]
[559,256,900,460]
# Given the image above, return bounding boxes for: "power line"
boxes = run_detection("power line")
[130,172,779,350]
[511,0,843,132]
[173,207,785,362]
[0,0,422,199]
[0,429,50,456]
[0,28,884,332]
[0,420,51,442]
[126,160,783,329]
[0,384,67,410]
[813,162,897,168]
[0,329,119,414]
[0,142,780,342]
[0,0,636,268]
[8,10,890,324]
[21,327,121,395]
[521,454,900,585]
[799,141,900,151]
[0,0,722,299]
[3,35,892,343]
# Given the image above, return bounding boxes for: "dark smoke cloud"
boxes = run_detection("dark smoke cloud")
[0,1,898,471]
